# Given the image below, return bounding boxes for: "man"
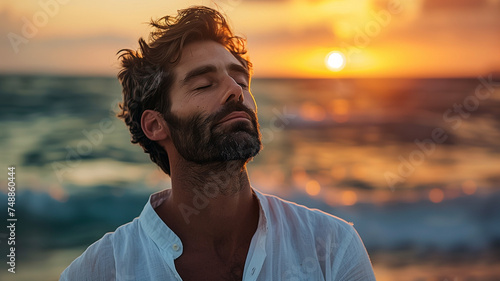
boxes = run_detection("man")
[61,6,376,281]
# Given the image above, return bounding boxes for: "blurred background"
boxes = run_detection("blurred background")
[1,0,500,280]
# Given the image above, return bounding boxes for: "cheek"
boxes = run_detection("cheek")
[170,97,212,118]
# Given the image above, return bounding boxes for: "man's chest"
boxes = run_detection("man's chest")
[174,250,248,281]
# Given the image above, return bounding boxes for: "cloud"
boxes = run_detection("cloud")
[35,34,134,48]
[240,0,288,1]
[0,32,136,75]
[248,23,335,47]
[422,0,491,11]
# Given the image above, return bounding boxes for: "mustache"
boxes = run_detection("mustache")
[162,100,258,132]
[210,101,258,128]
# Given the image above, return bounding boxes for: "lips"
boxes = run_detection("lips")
[216,111,251,125]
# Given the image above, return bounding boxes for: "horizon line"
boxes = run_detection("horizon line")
[1,71,498,80]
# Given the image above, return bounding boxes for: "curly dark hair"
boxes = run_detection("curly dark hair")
[116,6,251,176]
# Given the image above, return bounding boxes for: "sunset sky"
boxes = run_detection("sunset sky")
[1,0,499,78]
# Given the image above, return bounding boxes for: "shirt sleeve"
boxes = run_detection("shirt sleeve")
[333,225,376,281]
[60,234,116,281]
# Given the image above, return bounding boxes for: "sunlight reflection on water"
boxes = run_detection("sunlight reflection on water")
[1,75,499,279]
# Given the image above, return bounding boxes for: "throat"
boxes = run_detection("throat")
[174,159,248,196]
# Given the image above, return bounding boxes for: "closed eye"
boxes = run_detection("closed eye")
[237,83,248,89]
[195,84,212,90]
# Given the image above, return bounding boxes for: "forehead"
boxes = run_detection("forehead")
[174,40,244,79]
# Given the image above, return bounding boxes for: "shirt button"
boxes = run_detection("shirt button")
[251,267,256,275]
[172,244,180,251]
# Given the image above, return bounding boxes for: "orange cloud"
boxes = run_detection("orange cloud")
[1,0,499,77]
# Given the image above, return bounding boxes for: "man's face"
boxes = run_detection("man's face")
[165,40,261,164]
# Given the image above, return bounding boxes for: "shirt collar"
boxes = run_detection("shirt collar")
[139,189,184,259]
[252,188,270,237]
[138,187,270,259]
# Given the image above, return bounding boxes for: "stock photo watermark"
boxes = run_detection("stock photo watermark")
[385,74,500,190]
[4,166,17,274]
[283,234,341,281]
[178,160,243,224]
[340,0,403,61]
[51,99,119,183]
[178,106,296,224]
[7,0,70,54]
[261,106,297,144]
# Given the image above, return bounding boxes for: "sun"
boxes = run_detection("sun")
[325,51,346,72]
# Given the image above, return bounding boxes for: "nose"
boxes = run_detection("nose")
[220,75,244,105]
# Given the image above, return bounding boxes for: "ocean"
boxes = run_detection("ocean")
[1,75,499,280]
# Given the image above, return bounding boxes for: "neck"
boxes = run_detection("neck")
[158,158,259,256]
[173,159,250,196]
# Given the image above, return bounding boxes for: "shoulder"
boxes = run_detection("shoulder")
[257,191,376,280]
[258,191,356,236]
[257,191,364,259]
[60,219,140,281]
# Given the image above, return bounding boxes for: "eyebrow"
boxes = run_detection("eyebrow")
[181,63,250,86]
[228,63,250,81]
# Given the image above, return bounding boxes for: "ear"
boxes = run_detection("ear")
[141,110,170,141]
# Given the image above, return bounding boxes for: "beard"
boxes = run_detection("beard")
[163,100,262,164]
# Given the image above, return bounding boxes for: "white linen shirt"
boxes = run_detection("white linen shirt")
[61,188,376,281]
